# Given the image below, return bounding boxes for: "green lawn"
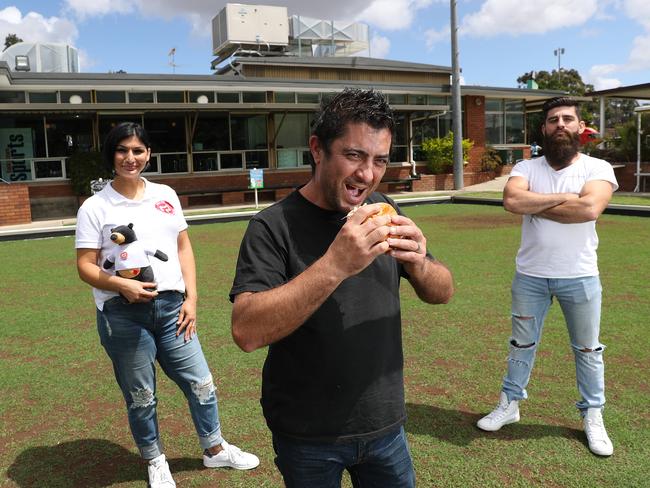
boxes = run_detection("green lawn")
[457,191,650,207]
[1,204,649,487]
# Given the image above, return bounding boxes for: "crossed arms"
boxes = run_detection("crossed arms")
[503,176,614,223]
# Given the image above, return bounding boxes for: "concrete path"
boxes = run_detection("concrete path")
[456,175,508,193]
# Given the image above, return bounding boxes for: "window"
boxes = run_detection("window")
[505,113,524,144]
[46,115,93,156]
[144,114,186,153]
[320,92,337,104]
[409,94,427,105]
[96,91,126,103]
[0,91,25,103]
[144,114,187,173]
[275,92,295,103]
[296,92,319,104]
[29,92,58,103]
[157,91,184,103]
[275,113,314,168]
[159,153,188,173]
[231,115,266,150]
[34,159,65,179]
[485,113,504,145]
[485,98,524,144]
[485,99,502,112]
[427,96,444,105]
[0,116,46,181]
[389,114,409,163]
[193,114,230,151]
[231,114,268,169]
[217,92,239,103]
[242,92,266,103]
[389,94,408,105]
[191,113,268,172]
[98,115,143,148]
[61,91,91,103]
[129,92,154,103]
[190,91,214,103]
[411,111,453,161]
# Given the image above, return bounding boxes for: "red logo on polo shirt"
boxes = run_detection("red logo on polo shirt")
[155,200,175,215]
[120,251,128,260]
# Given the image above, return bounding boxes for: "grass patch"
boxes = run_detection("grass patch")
[458,191,650,207]
[1,204,649,487]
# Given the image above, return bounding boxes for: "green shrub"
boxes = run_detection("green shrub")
[480,147,503,171]
[67,151,111,196]
[421,132,473,174]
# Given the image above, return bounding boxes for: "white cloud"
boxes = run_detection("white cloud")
[460,0,598,37]
[587,65,621,90]
[627,34,650,70]
[370,35,390,58]
[63,0,135,19]
[61,0,431,34]
[136,0,372,20]
[580,1,650,89]
[357,0,432,31]
[76,48,96,71]
[0,6,78,45]
[585,33,650,88]
[62,0,418,38]
[592,77,622,90]
[425,25,450,49]
[624,0,650,31]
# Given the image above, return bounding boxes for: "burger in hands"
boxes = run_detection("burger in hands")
[347,202,401,242]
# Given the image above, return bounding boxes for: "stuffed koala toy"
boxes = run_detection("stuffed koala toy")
[102,223,168,285]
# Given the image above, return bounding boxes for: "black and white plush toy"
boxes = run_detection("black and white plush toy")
[102,223,168,284]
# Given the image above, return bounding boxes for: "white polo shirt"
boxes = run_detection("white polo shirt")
[75,178,187,310]
[511,154,618,278]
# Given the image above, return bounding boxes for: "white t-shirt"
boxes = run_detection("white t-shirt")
[75,178,188,310]
[105,240,163,274]
[511,154,618,278]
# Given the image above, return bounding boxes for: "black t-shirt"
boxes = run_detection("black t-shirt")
[230,190,408,442]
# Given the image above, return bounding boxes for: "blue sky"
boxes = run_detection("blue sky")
[3,0,650,91]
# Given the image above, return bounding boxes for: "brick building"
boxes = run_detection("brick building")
[0,56,565,225]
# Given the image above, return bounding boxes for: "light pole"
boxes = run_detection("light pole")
[554,47,564,77]
[450,0,463,189]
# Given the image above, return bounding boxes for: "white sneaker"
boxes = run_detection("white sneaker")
[583,408,613,456]
[203,440,260,470]
[477,392,520,431]
[148,454,176,488]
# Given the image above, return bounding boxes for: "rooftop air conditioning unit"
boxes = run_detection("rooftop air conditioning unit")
[212,3,289,62]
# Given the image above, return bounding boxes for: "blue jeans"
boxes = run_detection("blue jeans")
[97,291,223,459]
[272,426,415,488]
[502,272,606,411]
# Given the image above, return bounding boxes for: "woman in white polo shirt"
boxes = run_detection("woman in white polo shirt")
[75,122,258,488]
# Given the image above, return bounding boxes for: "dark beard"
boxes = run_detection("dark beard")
[543,130,581,169]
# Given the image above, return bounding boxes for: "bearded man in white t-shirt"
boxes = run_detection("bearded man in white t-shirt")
[476,97,618,457]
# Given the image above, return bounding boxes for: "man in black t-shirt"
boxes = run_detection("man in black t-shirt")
[230,88,454,487]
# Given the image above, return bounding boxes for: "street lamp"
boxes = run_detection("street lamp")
[554,47,565,84]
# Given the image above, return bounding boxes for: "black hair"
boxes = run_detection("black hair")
[102,122,151,172]
[542,97,581,121]
[311,88,394,162]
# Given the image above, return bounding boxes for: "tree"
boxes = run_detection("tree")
[517,69,594,96]
[518,68,597,142]
[4,33,23,51]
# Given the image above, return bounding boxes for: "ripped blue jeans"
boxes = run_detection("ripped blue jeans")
[502,273,606,412]
[97,291,223,459]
